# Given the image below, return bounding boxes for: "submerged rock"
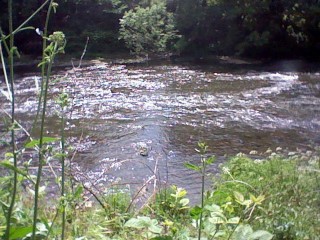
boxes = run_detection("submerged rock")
[136,142,150,157]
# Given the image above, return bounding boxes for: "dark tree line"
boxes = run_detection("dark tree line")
[0,0,319,59]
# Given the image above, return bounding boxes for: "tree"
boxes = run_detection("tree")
[119,2,179,56]
[206,0,320,58]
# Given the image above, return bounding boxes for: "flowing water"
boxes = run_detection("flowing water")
[1,58,320,202]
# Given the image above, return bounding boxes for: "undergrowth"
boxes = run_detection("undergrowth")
[1,147,319,239]
[210,150,320,240]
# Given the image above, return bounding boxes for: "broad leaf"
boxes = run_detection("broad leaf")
[250,230,273,240]
[184,162,200,171]
[227,217,240,224]
[9,226,32,239]
[232,224,253,240]
[25,137,59,148]
[190,206,202,219]
[179,198,190,207]
[151,236,173,240]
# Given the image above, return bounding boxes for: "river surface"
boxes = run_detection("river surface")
[1,58,320,202]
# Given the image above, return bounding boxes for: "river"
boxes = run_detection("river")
[1,58,320,203]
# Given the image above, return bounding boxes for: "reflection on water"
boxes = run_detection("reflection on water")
[1,59,320,202]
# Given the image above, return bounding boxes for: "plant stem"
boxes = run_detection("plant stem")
[61,112,66,240]
[31,0,54,136]
[4,0,17,238]
[31,2,54,237]
[0,43,11,102]
[31,49,55,240]
[198,155,205,240]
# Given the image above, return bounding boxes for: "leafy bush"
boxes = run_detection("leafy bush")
[119,3,179,56]
[211,151,320,240]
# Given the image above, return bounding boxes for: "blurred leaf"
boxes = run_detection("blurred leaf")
[190,206,202,219]
[232,224,253,240]
[9,226,32,239]
[205,156,215,165]
[179,198,190,207]
[234,191,245,203]
[0,160,28,178]
[184,162,200,171]
[25,137,59,148]
[151,236,173,240]
[250,230,273,240]
[227,217,240,224]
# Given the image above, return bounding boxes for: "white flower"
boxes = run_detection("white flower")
[222,166,230,174]
[35,27,43,36]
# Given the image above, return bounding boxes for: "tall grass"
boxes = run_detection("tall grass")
[185,142,215,240]
[31,1,56,233]
[4,1,17,239]
[0,1,66,239]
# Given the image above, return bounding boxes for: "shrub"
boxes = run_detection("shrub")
[211,151,320,240]
[119,3,179,56]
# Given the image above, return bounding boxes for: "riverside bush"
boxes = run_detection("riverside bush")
[211,151,320,240]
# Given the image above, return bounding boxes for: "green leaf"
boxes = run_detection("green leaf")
[190,206,202,219]
[9,226,32,239]
[151,236,173,240]
[205,204,222,213]
[25,137,59,148]
[149,222,162,234]
[179,198,190,207]
[5,152,14,158]
[25,139,40,148]
[0,200,9,209]
[176,188,187,198]
[125,217,162,234]
[205,156,215,165]
[250,194,265,205]
[124,218,144,229]
[232,224,253,240]
[37,60,47,68]
[184,162,200,171]
[209,216,226,224]
[234,191,245,203]
[209,211,227,224]
[0,161,28,178]
[250,230,273,240]
[125,216,151,229]
[74,185,84,199]
[227,217,240,224]
[43,136,60,144]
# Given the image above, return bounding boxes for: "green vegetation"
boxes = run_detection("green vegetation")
[119,3,179,56]
[0,0,319,58]
[1,143,319,239]
[211,151,320,239]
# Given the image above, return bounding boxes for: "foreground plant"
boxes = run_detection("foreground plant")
[212,151,320,239]
[185,142,215,240]
[0,1,67,239]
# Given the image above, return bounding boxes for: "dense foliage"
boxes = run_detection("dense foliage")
[211,151,320,239]
[0,0,319,58]
[1,147,319,239]
[119,3,179,55]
